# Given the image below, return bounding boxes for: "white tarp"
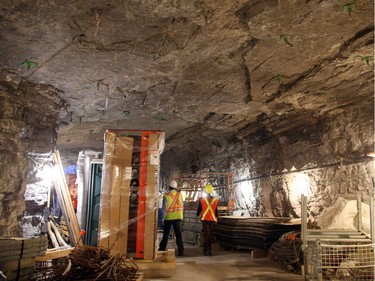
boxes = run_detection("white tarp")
[317,197,371,234]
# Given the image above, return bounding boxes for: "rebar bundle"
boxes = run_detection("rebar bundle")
[33,245,138,281]
[268,231,303,273]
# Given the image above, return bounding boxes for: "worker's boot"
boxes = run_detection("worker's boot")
[207,247,212,256]
[206,245,212,256]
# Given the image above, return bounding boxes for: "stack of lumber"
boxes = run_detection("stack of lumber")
[0,236,48,281]
[213,216,301,250]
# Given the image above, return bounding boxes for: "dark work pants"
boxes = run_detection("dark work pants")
[158,219,184,255]
[202,220,215,253]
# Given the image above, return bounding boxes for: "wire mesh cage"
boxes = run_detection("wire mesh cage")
[305,240,375,280]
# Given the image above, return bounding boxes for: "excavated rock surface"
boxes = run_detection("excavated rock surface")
[0,1,374,230]
[0,0,373,153]
[0,71,64,236]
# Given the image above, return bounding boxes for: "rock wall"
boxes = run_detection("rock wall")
[0,70,65,236]
[163,103,374,219]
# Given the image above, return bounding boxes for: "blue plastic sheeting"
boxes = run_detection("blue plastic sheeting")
[64,164,77,174]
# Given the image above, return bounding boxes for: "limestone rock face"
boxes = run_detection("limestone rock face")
[0,71,64,236]
[0,1,373,226]
[179,106,374,218]
[0,0,372,152]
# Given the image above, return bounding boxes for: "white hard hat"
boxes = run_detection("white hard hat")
[169,180,178,189]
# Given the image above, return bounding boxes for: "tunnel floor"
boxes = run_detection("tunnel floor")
[144,241,304,281]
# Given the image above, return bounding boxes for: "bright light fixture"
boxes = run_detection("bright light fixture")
[37,165,57,184]
[238,181,254,199]
[290,173,310,196]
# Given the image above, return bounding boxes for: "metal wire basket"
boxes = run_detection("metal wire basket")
[305,240,375,281]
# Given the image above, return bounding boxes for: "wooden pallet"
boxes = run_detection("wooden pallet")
[133,272,144,281]
[34,247,74,262]
[135,249,176,278]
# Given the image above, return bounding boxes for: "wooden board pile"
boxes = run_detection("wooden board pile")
[213,216,301,250]
[0,236,48,281]
[33,245,140,281]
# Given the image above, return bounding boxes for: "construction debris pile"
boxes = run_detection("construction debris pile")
[0,236,48,281]
[268,231,303,273]
[213,216,301,250]
[32,245,138,281]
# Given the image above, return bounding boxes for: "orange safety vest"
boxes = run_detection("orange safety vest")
[200,197,218,222]
[165,190,183,220]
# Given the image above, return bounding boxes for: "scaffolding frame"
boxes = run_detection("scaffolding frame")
[178,172,234,209]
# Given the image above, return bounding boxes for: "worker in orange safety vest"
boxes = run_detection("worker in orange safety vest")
[158,180,184,256]
[196,184,218,256]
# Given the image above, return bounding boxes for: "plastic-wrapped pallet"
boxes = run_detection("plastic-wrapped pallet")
[98,130,165,260]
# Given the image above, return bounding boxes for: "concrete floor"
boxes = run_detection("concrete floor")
[144,242,304,281]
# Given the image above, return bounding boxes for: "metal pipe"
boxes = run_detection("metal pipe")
[301,194,308,278]
[233,158,373,184]
[301,194,307,246]
[370,196,374,242]
[357,193,362,231]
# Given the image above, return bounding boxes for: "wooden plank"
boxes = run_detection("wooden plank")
[3,258,35,281]
[2,258,35,271]
[133,272,144,281]
[155,249,176,263]
[54,150,82,246]
[98,131,116,248]
[51,170,70,243]
[0,246,47,259]
[109,139,121,253]
[118,137,133,255]
[55,151,79,243]
[143,133,159,260]
[136,261,176,270]
[109,136,133,255]
[136,260,175,279]
[34,247,74,261]
[0,236,48,249]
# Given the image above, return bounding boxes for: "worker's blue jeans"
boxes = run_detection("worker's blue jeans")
[158,219,184,255]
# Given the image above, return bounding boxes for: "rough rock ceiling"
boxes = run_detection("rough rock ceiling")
[0,0,373,152]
